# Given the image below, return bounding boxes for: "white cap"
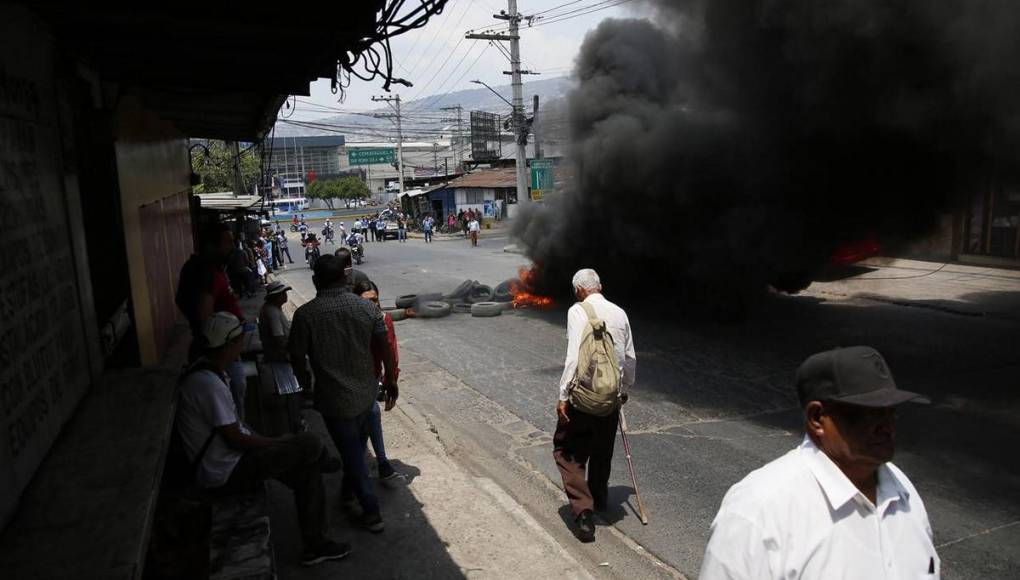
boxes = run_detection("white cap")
[203,312,244,349]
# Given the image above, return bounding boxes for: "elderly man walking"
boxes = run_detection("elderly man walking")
[553,268,636,543]
[700,346,939,579]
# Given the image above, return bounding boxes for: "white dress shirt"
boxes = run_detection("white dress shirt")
[557,293,636,402]
[700,436,940,580]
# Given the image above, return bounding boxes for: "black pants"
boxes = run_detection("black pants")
[220,432,328,549]
[552,405,619,518]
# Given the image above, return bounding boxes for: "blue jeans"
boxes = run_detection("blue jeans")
[424,230,432,243]
[322,408,379,516]
[398,228,406,241]
[367,402,393,477]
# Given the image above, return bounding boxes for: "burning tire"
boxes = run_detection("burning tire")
[493,280,515,302]
[418,301,452,318]
[470,302,503,317]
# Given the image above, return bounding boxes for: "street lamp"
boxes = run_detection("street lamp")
[471,79,530,209]
[470,80,514,108]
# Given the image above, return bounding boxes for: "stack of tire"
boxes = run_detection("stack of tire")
[444,279,514,318]
[390,292,450,320]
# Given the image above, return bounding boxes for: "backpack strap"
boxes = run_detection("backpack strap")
[579,301,611,342]
[190,431,217,474]
[580,301,599,321]
[179,359,228,476]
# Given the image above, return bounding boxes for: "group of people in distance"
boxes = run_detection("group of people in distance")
[175,223,405,567]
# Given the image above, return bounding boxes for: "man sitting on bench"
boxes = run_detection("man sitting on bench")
[176,311,351,567]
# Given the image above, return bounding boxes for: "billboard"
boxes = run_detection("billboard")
[470,111,501,162]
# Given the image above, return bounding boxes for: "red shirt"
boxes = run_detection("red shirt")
[373,313,400,383]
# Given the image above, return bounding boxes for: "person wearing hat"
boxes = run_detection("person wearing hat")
[259,282,303,433]
[176,311,350,566]
[700,346,939,579]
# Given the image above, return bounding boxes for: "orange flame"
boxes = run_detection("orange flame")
[510,266,555,309]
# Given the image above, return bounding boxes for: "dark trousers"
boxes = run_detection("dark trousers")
[553,405,619,518]
[322,407,380,516]
[424,230,432,243]
[220,432,327,549]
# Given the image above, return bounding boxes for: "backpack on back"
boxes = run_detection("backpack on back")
[569,302,621,416]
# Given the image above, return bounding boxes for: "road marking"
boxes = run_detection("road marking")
[936,519,1020,549]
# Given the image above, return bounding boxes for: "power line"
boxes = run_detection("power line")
[400,0,471,77]
[484,0,635,33]
[414,42,493,111]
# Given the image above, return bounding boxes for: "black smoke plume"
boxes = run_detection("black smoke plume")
[513,0,1020,309]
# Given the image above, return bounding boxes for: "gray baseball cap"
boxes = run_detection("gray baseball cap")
[796,346,930,407]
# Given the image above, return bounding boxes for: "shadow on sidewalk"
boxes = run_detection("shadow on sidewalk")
[268,414,467,580]
[554,484,638,534]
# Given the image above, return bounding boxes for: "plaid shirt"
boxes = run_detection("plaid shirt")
[289,287,387,418]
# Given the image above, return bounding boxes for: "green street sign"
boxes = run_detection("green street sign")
[349,148,396,166]
[530,159,555,200]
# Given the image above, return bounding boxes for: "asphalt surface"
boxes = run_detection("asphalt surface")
[274,231,1020,579]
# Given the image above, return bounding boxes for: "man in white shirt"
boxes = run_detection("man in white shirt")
[177,312,350,566]
[700,346,939,579]
[467,217,481,247]
[553,268,636,543]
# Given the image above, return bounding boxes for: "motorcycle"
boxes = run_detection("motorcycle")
[305,245,320,268]
[348,236,364,265]
[303,234,321,268]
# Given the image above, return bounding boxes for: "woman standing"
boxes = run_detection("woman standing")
[354,279,403,484]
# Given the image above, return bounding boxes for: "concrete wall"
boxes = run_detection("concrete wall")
[0,8,192,528]
[0,8,98,529]
[898,214,958,261]
[114,98,191,365]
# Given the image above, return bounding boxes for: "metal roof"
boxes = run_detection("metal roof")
[439,167,528,189]
[197,193,263,210]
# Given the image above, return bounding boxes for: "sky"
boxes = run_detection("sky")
[288,0,641,119]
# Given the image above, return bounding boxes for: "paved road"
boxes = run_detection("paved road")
[274,233,1020,579]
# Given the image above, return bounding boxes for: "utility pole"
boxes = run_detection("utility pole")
[441,104,463,173]
[467,0,539,215]
[372,94,405,194]
[433,142,439,175]
[533,94,542,159]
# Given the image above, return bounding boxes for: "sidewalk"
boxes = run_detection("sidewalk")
[270,287,592,580]
[806,257,1020,320]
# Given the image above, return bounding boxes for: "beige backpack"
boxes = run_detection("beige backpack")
[569,302,622,416]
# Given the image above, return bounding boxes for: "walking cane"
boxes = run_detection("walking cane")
[618,407,649,525]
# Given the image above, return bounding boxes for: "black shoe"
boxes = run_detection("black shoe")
[360,512,385,534]
[575,510,596,543]
[301,540,352,566]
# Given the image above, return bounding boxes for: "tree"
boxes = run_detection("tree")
[305,179,340,210]
[337,176,371,208]
[190,141,261,194]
